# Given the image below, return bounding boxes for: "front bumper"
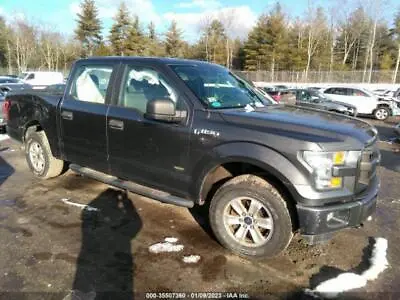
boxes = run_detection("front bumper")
[296,177,379,244]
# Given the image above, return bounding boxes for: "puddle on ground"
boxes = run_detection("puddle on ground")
[1,272,24,290]
[0,197,27,210]
[0,199,17,207]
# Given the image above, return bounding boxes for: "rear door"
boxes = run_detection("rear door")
[347,88,377,114]
[59,61,118,172]
[107,63,192,196]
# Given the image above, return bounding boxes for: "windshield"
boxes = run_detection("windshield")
[170,64,267,109]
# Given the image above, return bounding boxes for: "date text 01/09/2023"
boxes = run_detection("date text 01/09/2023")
[145,292,250,299]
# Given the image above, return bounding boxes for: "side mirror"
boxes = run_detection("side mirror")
[145,98,186,123]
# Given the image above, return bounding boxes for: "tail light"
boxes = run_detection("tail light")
[2,98,10,121]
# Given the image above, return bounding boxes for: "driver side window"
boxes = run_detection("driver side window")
[118,66,181,114]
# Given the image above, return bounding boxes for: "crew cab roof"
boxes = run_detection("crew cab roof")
[76,56,221,67]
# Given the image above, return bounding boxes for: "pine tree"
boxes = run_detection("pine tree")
[165,20,184,57]
[148,22,156,40]
[198,19,227,64]
[125,15,147,56]
[74,0,102,57]
[144,21,166,56]
[109,1,131,56]
[243,14,270,70]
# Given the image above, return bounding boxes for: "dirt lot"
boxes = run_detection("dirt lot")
[0,119,399,300]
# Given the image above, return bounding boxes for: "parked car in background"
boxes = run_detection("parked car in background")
[0,76,31,94]
[41,83,66,94]
[20,71,64,86]
[295,89,357,116]
[265,90,282,102]
[0,90,6,132]
[322,86,400,120]
[0,76,24,84]
[308,86,324,91]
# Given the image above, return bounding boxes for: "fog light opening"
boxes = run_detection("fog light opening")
[326,210,350,228]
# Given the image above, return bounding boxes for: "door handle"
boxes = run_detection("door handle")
[61,110,73,120]
[109,119,124,130]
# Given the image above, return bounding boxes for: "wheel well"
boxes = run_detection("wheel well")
[200,162,299,230]
[23,121,42,142]
[376,104,391,111]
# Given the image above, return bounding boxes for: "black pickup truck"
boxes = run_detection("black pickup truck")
[2,57,380,258]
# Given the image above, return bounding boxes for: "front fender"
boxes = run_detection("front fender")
[190,142,310,203]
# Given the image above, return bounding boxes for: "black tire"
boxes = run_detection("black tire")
[209,174,293,258]
[374,107,390,121]
[25,131,64,179]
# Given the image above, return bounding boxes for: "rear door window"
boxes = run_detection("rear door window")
[69,65,114,104]
[349,89,368,97]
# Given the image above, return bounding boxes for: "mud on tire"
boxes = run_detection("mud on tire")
[209,174,293,258]
[25,131,64,179]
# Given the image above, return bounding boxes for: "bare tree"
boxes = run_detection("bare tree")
[392,10,400,84]
[197,15,213,61]
[10,17,39,72]
[304,2,327,80]
[218,9,235,69]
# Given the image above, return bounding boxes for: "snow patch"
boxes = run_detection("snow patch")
[305,237,389,299]
[164,237,178,243]
[361,238,389,280]
[149,237,184,254]
[60,198,99,212]
[149,242,184,254]
[182,255,201,264]
[0,134,9,142]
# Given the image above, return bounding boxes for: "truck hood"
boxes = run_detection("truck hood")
[219,105,377,146]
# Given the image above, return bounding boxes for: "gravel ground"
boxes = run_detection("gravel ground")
[0,119,399,300]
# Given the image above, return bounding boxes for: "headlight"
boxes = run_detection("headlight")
[302,151,360,191]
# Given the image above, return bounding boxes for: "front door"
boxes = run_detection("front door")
[60,62,117,172]
[107,64,192,196]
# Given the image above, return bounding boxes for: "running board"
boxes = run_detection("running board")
[69,164,194,208]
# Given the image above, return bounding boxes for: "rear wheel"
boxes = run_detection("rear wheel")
[209,174,293,258]
[374,107,390,120]
[25,131,64,179]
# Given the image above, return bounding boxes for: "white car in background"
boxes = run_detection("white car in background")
[322,86,400,121]
[20,71,64,86]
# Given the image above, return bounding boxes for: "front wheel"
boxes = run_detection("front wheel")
[209,175,293,258]
[25,131,64,179]
[374,107,390,121]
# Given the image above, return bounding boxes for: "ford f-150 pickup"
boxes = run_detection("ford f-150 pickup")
[2,57,380,258]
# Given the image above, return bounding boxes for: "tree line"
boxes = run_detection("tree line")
[0,0,399,82]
